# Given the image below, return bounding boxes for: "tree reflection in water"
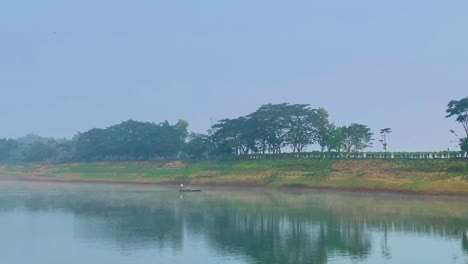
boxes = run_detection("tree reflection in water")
[463,232,468,255]
[0,182,467,264]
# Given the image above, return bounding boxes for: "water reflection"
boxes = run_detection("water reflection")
[0,181,467,264]
[463,232,468,254]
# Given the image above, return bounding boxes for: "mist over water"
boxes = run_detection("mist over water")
[0,181,467,264]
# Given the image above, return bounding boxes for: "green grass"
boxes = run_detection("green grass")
[1,159,468,194]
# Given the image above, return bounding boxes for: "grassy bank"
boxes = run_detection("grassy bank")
[1,159,468,194]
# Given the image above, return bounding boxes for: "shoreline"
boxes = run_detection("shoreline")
[2,177,468,198]
[1,159,467,198]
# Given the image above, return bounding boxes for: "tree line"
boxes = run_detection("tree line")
[0,98,467,162]
[206,103,372,156]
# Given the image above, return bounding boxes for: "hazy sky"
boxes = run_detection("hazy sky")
[1,1,467,151]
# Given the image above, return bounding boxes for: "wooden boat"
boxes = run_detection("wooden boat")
[179,189,202,192]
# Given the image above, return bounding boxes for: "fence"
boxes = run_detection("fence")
[213,151,467,161]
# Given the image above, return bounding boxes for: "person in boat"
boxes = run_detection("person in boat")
[180,183,184,189]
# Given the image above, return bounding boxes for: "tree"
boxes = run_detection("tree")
[157,120,189,158]
[0,138,19,161]
[460,138,468,158]
[184,133,212,160]
[53,139,75,162]
[284,104,316,153]
[210,117,255,155]
[324,125,346,152]
[74,120,189,161]
[247,103,332,154]
[247,103,289,154]
[24,140,56,162]
[379,128,392,152]
[342,124,373,153]
[210,104,335,155]
[312,108,333,151]
[74,128,109,161]
[446,97,468,138]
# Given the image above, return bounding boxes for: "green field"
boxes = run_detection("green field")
[1,159,468,194]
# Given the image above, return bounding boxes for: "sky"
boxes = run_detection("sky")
[0,0,467,151]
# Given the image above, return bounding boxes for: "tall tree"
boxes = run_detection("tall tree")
[379,128,392,152]
[342,124,373,152]
[446,97,468,138]
[312,108,333,151]
[24,140,56,162]
[184,133,212,160]
[74,120,188,161]
[460,138,468,158]
[284,104,316,153]
[0,138,18,161]
[324,125,346,152]
[247,103,289,154]
[210,117,255,155]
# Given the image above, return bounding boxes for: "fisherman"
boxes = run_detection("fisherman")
[180,183,184,189]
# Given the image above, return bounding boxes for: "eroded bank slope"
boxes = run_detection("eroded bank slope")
[1,159,468,195]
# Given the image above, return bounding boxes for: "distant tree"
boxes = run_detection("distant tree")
[0,138,19,161]
[446,97,468,138]
[324,125,346,152]
[342,124,373,153]
[379,128,392,152]
[74,129,108,161]
[184,133,212,160]
[25,140,56,162]
[175,120,189,142]
[247,103,289,154]
[284,104,316,153]
[246,103,332,154]
[312,108,333,151]
[53,139,75,162]
[210,117,255,155]
[16,133,54,145]
[157,120,189,157]
[460,138,468,158]
[74,120,188,161]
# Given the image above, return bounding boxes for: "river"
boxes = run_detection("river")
[0,180,467,264]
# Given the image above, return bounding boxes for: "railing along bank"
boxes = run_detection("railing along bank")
[214,151,466,160]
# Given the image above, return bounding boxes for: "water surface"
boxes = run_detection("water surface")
[0,180,467,264]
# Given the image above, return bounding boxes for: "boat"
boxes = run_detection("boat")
[179,189,202,192]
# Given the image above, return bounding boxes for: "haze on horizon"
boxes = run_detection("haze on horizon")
[1,1,467,152]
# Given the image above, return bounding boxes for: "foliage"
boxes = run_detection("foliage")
[341,124,373,152]
[460,138,468,158]
[312,108,333,151]
[446,97,468,138]
[0,138,19,161]
[2,100,466,163]
[24,140,56,162]
[283,104,317,153]
[184,133,212,160]
[210,117,254,155]
[379,128,391,152]
[212,103,333,155]
[246,103,289,154]
[74,119,188,161]
[16,133,55,146]
[324,125,345,152]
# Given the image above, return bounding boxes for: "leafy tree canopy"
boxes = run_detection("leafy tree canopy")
[24,140,56,162]
[342,123,373,152]
[0,138,19,161]
[74,119,188,161]
[446,97,468,138]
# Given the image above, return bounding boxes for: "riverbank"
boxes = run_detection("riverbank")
[1,159,468,195]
